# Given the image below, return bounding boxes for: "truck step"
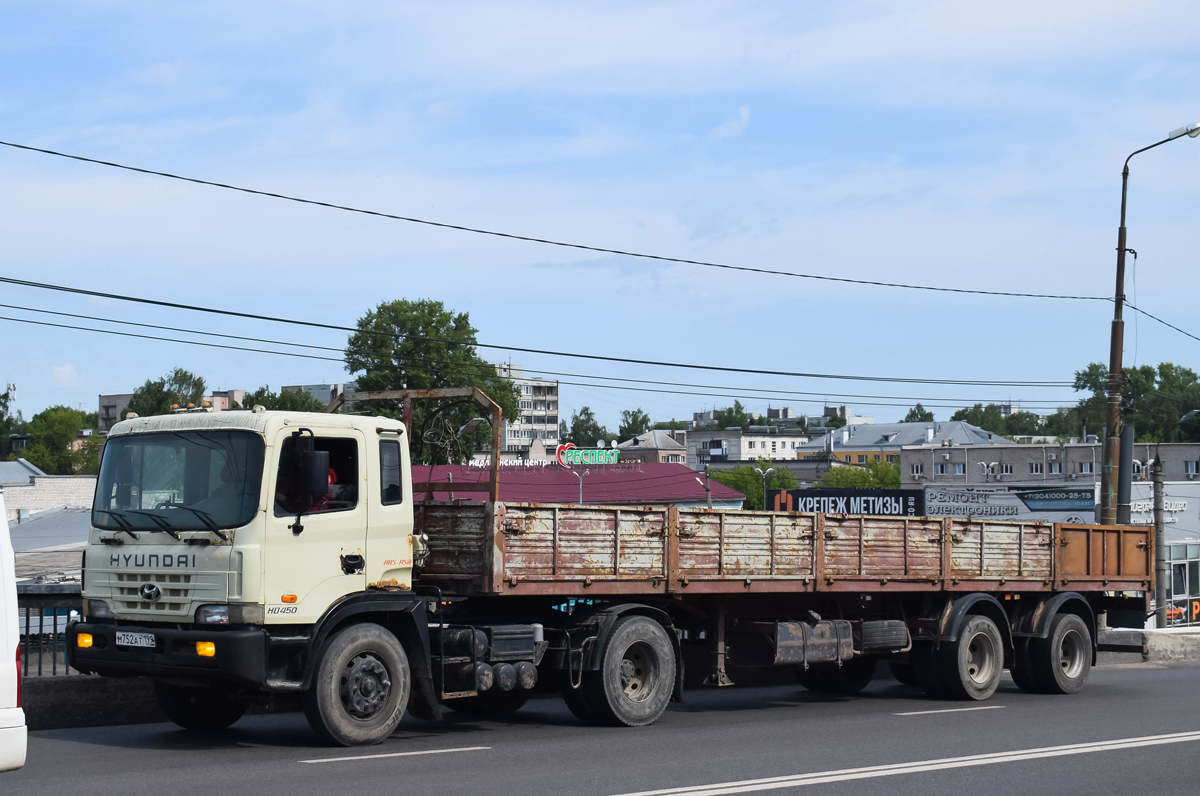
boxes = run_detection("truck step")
[264,679,304,691]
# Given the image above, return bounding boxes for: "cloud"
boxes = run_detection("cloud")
[52,364,82,387]
[708,107,751,142]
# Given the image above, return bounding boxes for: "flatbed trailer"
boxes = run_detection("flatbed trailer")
[67,408,1153,747]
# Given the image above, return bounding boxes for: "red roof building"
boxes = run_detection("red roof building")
[412,462,744,508]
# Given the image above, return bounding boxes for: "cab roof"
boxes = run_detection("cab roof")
[107,410,406,438]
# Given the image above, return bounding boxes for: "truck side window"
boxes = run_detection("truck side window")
[380,440,403,505]
[274,435,359,517]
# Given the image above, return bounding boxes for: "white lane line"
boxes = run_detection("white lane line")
[895,705,1006,716]
[300,745,490,764]
[605,730,1200,796]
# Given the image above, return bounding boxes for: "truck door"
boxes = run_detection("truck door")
[365,432,415,590]
[264,428,368,624]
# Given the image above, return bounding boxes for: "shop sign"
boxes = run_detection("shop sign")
[556,443,619,466]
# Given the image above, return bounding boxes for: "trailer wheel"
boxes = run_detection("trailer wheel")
[910,642,945,698]
[1008,639,1039,693]
[582,616,675,727]
[939,614,1003,701]
[154,682,248,731]
[1029,613,1091,695]
[303,623,411,746]
[888,661,920,687]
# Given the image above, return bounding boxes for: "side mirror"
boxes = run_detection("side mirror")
[301,450,330,502]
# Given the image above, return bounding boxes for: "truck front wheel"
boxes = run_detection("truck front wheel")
[154,682,248,731]
[303,623,411,746]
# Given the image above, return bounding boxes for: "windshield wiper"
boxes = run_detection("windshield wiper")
[167,505,229,541]
[94,509,141,540]
[125,510,183,541]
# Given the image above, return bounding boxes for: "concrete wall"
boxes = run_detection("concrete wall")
[2,476,97,521]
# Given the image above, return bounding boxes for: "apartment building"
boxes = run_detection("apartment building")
[495,364,559,455]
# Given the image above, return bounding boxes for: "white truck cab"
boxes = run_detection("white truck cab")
[0,490,28,772]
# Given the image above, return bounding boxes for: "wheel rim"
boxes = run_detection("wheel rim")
[340,652,392,720]
[619,641,660,703]
[1059,629,1086,680]
[965,630,997,685]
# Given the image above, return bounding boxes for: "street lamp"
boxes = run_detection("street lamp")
[573,469,589,503]
[1102,122,1200,525]
[1180,410,1200,425]
[754,466,774,510]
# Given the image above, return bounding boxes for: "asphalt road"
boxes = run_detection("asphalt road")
[8,664,1199,796]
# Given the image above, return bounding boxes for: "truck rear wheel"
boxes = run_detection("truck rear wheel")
[1029,613,1091,694]
[581,616,675,727]
[154,682,248,731]
[939,615,1003,701]
[303,623,411,746]
[888,661,920,687]
[910,642,945,698]
[1008,639,1039,693]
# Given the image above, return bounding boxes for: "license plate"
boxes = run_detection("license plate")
[115,631,155,648]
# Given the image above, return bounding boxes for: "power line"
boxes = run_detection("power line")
[0,275,1074,387]
[1,302,1075,404]
[0,314,1067,412]
[1127,302,1200,344]
[0,139,1108,302]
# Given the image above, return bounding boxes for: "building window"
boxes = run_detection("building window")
[1079,461,1094,474]
[1001,464,1013,475]
[1133,460,1145,476]
[874,455,880,462]
[911,464,923,476]
[1030,462,1044,474]
[887,455,898,464]
[1186,461,1198,475]
[748,441,755,449]
[1049,462,1062,474]
[857,455,866,464]
[934,463,947,475]
[954,463,965,475]
[772,441,777,452]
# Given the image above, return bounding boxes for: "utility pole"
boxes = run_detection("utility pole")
[705,465,713,510]
[1102,122,1200,524]
[1153,456,1167,628]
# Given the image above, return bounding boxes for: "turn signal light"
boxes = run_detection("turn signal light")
[281,594,297,603]
[196,641,216,658]
[76,633,93,649]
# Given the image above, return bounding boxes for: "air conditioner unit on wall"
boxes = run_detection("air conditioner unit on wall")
[942,453,951,460]
[1048,453,1057,460]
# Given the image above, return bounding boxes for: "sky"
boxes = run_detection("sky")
[3,1,1200,432]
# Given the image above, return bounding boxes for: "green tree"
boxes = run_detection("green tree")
[618,408,652,440]
[568,406,608,448]
[652,418,688,431]
[24,405,100,474]
[715,401,751,428]
[1004,411,1043,437]
[344,299,519,464]
[825,414,847,429]
[903,403,934,423]
[820,461,900,488]
[123,368,207,418]
[950,403,1008,436]
[708,459,798,510]
[238,386,327,412]
[0,388,26,459]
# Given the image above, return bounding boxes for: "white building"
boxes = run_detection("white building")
[495,364,559,455]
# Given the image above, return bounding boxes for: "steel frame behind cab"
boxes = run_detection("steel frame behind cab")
[418,503,1152,598]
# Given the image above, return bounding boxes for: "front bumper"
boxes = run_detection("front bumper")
[68,621,267,686]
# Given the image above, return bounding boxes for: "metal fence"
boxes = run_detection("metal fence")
[16,582,83,677]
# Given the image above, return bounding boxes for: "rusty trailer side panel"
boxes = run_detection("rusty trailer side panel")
[416,502,1152,597]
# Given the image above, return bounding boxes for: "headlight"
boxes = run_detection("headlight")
[195,605,229,625]
[195,604,265,625]
[85,599,112,619]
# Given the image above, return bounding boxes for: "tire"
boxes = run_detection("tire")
[303,623,411,746]
[821,657,877,694]
[910,642,945,698]
[1029,613,1091,695]
[580,616,676,727]
[1008,638,1039,693]
[888,661,920,687]
[795,665,826,691]
[449,689,531,715]
[939,615,1003,701]
[154,682,248,731]
[560,672,600,724]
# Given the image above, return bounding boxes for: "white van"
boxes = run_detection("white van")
[0,490,26,772]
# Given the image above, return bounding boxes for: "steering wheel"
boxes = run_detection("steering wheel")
[154,500,182,510]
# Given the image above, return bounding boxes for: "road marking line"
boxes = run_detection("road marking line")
[606,730,1200,796]
[895,705,1006,716]
[300,745,490,764]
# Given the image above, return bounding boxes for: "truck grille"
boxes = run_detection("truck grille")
[113,572,194,613]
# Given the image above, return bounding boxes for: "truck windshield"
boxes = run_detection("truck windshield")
[93,430,265,533]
